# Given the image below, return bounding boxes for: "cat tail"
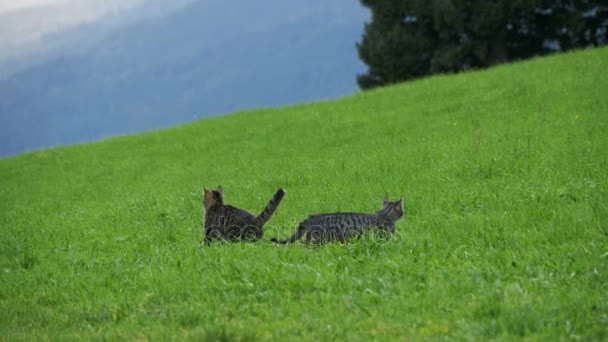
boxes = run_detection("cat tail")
[254,188,286,228]
[270,224,305,244]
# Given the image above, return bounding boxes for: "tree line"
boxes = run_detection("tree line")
[357,0,607,89]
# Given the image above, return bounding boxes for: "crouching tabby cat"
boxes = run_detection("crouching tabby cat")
[203,186,286,244]
[271,197,404,244]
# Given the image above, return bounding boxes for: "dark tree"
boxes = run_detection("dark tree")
[357,0,608,89]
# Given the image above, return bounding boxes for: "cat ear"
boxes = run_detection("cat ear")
[383,197,389,206]
[215,186,225,202]
[203,188,215,210]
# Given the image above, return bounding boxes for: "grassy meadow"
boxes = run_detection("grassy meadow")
[1,47,607,340]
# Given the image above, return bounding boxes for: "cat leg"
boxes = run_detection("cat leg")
[305,231,312,244]
[242,225,262,242]
[204,228,222,244]
[336,226,347,243]
[307,228,324,245]
[344,228,362,242]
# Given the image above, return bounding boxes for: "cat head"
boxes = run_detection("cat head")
[203,186,225,210]
[381,197,405,221]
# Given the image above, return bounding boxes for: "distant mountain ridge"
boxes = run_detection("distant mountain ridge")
[0,0,369,158]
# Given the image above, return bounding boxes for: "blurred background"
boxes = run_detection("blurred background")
[0,0,605,158]
[0,0,369,158]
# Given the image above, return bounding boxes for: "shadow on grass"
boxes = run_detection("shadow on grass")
[201,326,258,342]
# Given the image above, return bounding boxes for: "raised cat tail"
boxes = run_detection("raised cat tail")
[270,224,305,244]
[254,188,286,228]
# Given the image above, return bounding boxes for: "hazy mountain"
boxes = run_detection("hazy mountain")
[0,0,369,158]
[0,0,196,79]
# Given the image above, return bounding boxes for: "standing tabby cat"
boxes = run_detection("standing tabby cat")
[271,197,404,244]
[203,186,286,244]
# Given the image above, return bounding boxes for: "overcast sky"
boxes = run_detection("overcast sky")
[0,0,192,68]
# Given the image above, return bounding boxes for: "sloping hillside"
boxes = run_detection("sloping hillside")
[0,47,606,340]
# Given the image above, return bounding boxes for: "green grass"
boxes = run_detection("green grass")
[1,47,607,340]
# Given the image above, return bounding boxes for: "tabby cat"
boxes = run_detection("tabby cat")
[203,186,286,244]
[270,197,404,244]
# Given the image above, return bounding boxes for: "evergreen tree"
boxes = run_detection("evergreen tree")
[357,0,607,89]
